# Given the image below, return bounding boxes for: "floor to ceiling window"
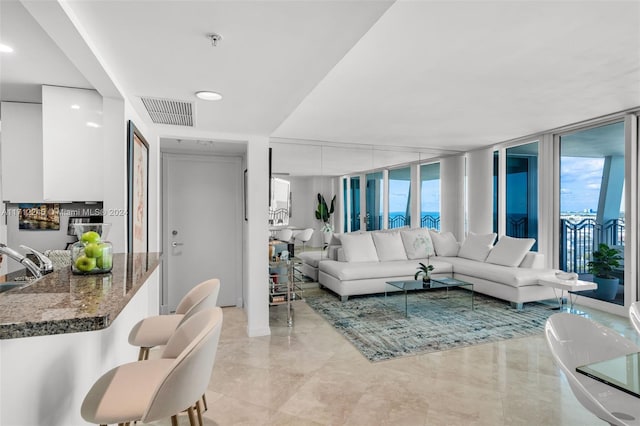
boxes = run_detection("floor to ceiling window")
[388,167,411,228]
[350,176,360,232]
[365,171,383,231]
[559,121,625,306]
[506,142,539,250]
[420,163,440,230]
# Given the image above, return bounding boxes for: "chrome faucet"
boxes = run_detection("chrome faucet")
[20,245,54,275]
[0,244,48,279]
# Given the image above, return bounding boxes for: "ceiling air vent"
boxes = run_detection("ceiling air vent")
[140,97,194,126]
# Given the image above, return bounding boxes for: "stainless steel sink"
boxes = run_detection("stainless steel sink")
[0,282,26,293]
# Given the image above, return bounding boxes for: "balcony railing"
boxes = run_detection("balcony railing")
[268,208,289,226]
[560,217,625,273]
[362,214,441,230]
[420,215,440,230]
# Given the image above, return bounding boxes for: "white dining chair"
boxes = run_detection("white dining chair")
[275,228,293,243]
[129,278,220,361]
[82,308,223,426]
[545,313,640,426]
[294,228,314,252]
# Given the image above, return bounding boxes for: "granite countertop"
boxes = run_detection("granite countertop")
[0,252,162,339]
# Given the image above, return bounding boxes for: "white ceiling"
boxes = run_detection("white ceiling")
[1,1,639,176]
[0,0,92,103]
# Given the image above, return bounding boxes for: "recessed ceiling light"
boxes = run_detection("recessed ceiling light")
[195,91,223,101]
[86,122,101,128]
[71,104,80,110]
[0,44,14,53]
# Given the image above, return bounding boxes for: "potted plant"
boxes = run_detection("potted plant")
[414,258,434,283]
[315,194,336,244]
[587,243,622,301]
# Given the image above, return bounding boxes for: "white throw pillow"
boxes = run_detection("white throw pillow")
[400,228,435,259]
[457,232,496,262]
[486,235,536,267]
[429,230,459,257]
[372,231,407,261]
[340,233,379,262]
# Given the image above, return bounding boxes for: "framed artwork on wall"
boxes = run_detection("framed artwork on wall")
[127,120,149,253]
[18,203,60,230]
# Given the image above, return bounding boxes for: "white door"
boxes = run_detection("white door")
[163,154,242,310]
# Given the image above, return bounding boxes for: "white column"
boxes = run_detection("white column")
[382,169,389,229]
[245,136,270,337]
[411,163,421,228]
[539,133,555,268]
[102,97,127,252]
[440,155,466,240]
[624,114,638,306]
[466,148,494,234]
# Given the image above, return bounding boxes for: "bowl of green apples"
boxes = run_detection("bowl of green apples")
[70,223,113,275]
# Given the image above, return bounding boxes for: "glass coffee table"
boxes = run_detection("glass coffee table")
[385,277,474,317]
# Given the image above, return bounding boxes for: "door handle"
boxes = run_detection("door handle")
[172,242,184,247]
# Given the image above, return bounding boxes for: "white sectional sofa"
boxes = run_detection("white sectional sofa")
[314,228,558,309]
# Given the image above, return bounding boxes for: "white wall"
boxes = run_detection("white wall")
[287,176,314,231]
[466,148,494,235]
[440,155,466,240]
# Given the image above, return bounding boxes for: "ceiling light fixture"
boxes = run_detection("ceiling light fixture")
[71,104,80,110]
[207,33,222,47]
[86,122,101,128]
[195,91,223,101]
[0,44,14,53]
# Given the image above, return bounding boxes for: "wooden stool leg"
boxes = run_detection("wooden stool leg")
[202,393,208,412]
[171,414,179,426]
[195,400,203,426]
[187,406,197,426]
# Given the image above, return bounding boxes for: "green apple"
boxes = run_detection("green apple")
[75,255,97,272]
[96,252,112,270]
[84,242,102,258]
[81,231,101,244]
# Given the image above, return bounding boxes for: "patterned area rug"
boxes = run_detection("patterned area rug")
[305,287,554,362]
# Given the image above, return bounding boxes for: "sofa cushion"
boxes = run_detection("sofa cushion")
[372,231,407,261]
[400,228,435,259]
[320,258,453,281]
[519,251,544,269]
[297,251,325,268]
[457,232,496,262]
[486,236,535,267]
[436,256,548,287]
[429,230,459,256]
[340,233,379,262]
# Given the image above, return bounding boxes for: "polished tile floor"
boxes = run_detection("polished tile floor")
[149,293,638,426]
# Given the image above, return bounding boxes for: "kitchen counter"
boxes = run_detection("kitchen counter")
[0,252,162,339]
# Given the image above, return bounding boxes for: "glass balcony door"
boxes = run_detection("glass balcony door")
[365,172,383,231]
[559,121,625,306]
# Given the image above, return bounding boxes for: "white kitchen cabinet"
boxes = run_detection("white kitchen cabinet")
[0,86,103,202]
[42,85,103,201]
[0,102,44,202]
